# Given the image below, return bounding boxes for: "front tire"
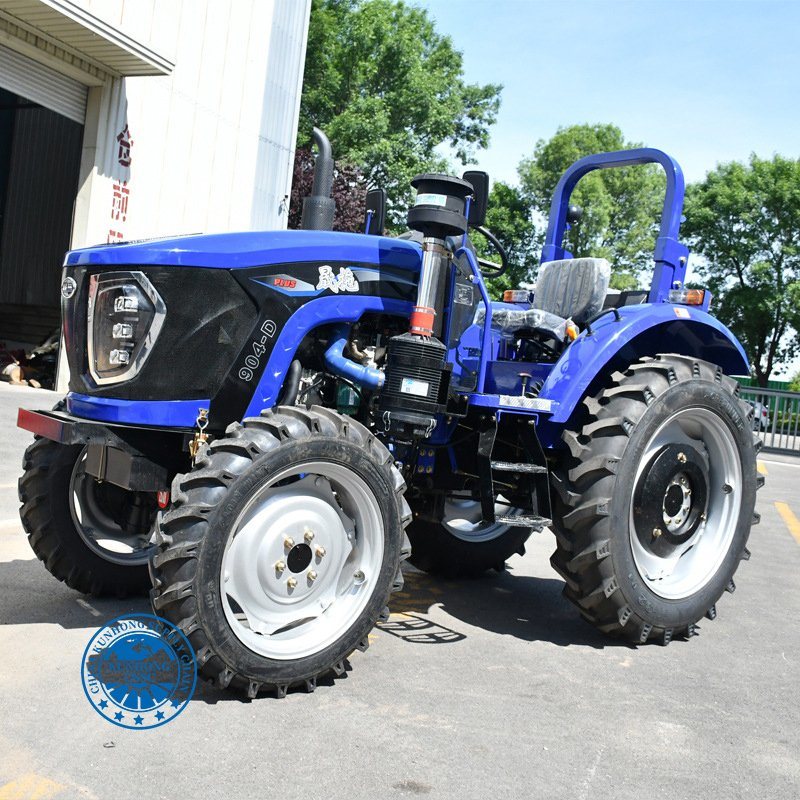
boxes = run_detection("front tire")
[551,355,761,644]
[18,438,154,596]
[150,407,411,697]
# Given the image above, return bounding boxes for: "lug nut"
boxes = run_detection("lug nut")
[315,546,326,558]
[304,528,315,543]
[274,560,285,573]
[652,527,662,538]
[677,452,687,463]
[287,577,297,590]
[308,570,318,582]
[284,536,294,549]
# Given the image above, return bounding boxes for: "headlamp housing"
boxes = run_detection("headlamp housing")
[86,270,166,386]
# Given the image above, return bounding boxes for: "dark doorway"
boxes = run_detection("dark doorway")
[0,89,83,345]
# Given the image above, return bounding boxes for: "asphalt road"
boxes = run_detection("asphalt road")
[1,383,798,800]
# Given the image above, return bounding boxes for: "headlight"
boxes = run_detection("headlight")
[87,271,166,385]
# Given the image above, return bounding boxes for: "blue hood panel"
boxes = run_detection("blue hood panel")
[64,230,423,271]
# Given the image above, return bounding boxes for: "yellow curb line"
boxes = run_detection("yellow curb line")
[757,461,768,476]
[775,502,800,545]
[0,773,65,800]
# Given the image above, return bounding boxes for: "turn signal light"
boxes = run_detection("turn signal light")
[668,288,706,306]
[503,289,531,304]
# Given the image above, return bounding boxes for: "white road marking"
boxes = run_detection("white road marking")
[760,458,800,469]
[75,598,101,617]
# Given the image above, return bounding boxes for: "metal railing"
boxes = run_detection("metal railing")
[738,385,800,453]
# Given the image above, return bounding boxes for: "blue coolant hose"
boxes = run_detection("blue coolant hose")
[323,324,384,389]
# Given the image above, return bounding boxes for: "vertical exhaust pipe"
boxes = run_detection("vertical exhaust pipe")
[301,127,336,231]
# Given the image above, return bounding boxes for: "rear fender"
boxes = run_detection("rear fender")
[538,304,749,428]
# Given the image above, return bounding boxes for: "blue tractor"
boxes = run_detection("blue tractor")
[18,131,760,697]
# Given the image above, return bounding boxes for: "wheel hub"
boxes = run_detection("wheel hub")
[633,444,708,557]
[220,464,385,660]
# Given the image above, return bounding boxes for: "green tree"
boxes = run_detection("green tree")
[518,124,665,290]
[789,371,800,393]
[682,155,800,387]
[298,0,501,221]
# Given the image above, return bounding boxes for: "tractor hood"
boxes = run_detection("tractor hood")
[64,230,423,272]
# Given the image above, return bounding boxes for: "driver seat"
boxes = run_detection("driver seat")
[532,257,611,325]
[486,257,611,346]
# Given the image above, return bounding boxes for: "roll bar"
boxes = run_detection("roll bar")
[540,148,690,303]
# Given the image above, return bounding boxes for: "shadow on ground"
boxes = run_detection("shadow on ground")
[381,567,613,650]
[0,556,612,650]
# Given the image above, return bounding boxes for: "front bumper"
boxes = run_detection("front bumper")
[18,407,190,491]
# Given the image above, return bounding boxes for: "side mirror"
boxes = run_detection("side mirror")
[364,188,386,235]
[462,170,489,227]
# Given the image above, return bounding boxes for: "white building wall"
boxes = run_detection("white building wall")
[70,0,310,249]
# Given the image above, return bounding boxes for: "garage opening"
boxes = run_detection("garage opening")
[0,87,84,384]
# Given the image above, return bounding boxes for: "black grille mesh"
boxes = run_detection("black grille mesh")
[65,266,257,401]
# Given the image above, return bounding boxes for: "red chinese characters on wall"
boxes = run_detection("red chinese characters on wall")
[116,125,134,167]
[108,124,134,243]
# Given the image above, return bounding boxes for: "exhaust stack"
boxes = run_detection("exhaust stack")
[301,127,336,231]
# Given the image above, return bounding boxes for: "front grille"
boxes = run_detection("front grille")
[64,265,258,401]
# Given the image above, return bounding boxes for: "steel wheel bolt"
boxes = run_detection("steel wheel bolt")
[287,577,297,589]
[315,546,326,558]
[308,570,318,582]
[274,560,285,573]
[652,527,662,538]
[284,536,294,549]
[304,528,315,543]
[677,452,687,463]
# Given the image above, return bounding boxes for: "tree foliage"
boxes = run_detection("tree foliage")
[288,147,366,232]
[682,155,800,386]
[518,124,665,290]
[298,0,501,221]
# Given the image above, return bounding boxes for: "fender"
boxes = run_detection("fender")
[538,303,749,425]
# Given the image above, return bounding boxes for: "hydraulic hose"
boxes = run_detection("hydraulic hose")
[324,324,384,390]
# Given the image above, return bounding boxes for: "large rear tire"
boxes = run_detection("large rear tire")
[150,407,411,697]
[18,437,154,596]
[550,355,761,644]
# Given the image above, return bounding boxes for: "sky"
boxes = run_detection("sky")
[417,0,799,186]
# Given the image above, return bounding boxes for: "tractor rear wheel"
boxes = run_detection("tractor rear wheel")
[550,354,761,644]
[150,406,411,697]
[407,497,531,577]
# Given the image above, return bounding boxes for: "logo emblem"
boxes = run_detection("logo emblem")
[81,614,196,729]
[316,265,359,294]
[61,276,77,299]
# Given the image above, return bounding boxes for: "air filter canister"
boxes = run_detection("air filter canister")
[379,333,450,437]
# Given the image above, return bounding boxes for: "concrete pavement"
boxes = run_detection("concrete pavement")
[0,383,798,800]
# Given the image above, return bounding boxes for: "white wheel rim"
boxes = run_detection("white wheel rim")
[69,448,153,566]
[220,460,384,660]
[442,498,514,543]
[628,407,742,600]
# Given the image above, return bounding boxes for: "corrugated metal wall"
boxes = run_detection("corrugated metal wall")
[0,106,83,307]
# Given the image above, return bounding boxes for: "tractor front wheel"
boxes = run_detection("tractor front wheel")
[150,407,411,697]
[18,438,154,596]
[551,355,761,644]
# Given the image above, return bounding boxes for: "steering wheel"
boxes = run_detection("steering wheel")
[472,225,509,278]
